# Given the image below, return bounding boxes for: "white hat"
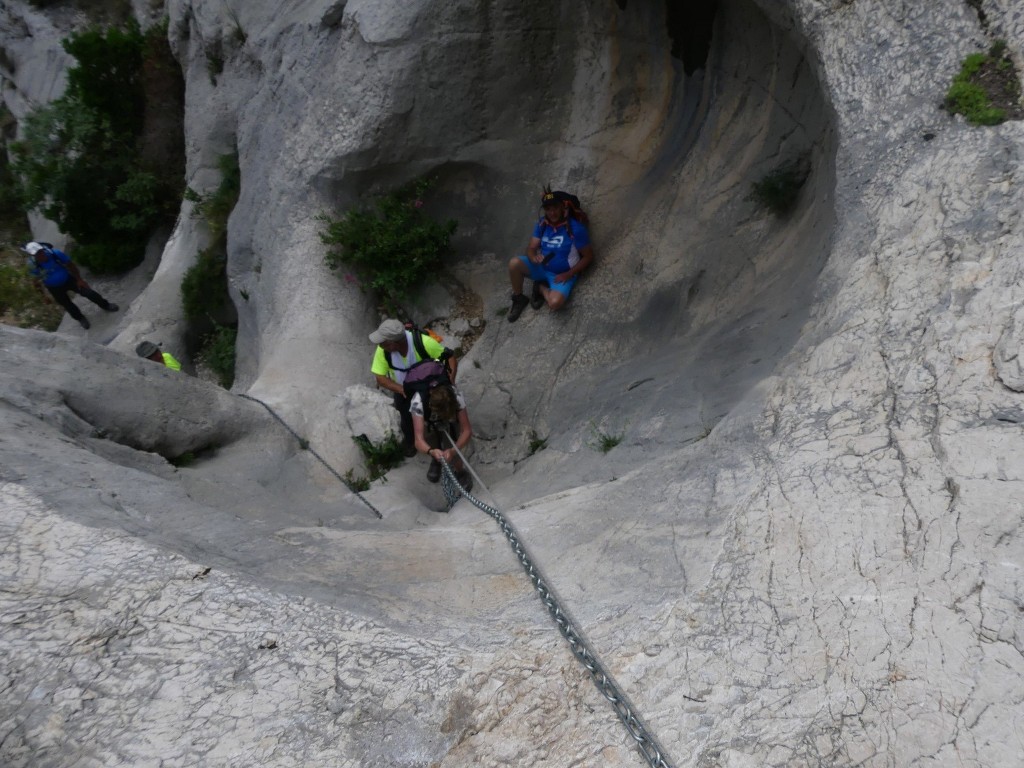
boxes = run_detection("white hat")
[22,242,43,255]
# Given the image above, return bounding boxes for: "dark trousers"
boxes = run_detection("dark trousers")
[47,278,113,321]
[393,393,414,447]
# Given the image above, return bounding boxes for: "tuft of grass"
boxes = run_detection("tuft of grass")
[945,41,1023,126]
[588,422,624,453]
[343,469,371,493]
[352,432,406,480]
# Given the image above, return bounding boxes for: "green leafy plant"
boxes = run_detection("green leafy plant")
[351,433,406,480]
[9,21,183,273]
[181,244,227,320]
[181,152,239,321]
[750,159,810,216]
[186,152,240,237]
[588,422,624,454]
[197,324,236,388]
[321,178,457,313]
[945,41,1023,126]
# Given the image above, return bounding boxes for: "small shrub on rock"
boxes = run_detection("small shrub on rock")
[945,41,1024,126]
[352,433,406,480]
[321,178,457,313]
[197,323,236,388]
[181,244,227,320]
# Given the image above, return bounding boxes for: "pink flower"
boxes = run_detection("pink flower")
[413,199,424,208]
[344,273,358,284]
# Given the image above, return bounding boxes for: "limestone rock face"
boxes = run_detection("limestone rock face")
[3,0,1024,766]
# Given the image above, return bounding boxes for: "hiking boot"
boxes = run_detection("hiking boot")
[508,293,529,322]
[78,316,91,330]
[427,459,441,483]
[455,469,473,493]
[105,303,119,312]
[530,281,546,310]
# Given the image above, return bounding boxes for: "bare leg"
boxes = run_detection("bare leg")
[508,256,528,295]
[543,285,567,311]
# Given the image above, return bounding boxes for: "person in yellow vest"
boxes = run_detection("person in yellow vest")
[135,340,182,371]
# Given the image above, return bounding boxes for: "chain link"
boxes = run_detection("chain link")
[437,449,675,768]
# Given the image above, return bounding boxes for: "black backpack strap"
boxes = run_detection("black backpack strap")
[384,330,451,372]
[412,331,429,361]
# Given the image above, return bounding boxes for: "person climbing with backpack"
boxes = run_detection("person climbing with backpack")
[403,358,474,491]
[506,186,595,322]
[369,318,458,457]
[22,241,120,330]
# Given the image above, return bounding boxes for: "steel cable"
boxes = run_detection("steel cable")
[238,393,384,519]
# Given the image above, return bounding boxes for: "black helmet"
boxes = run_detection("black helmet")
[135,341,159,358]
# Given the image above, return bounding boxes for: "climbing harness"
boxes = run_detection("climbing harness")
[238,393,384,519]
[439,431,676,768]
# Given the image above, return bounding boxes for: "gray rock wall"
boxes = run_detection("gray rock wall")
[3,0,1024,766]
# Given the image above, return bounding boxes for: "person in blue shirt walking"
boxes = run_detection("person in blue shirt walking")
[22,241,119,330]
[506,188,595,322]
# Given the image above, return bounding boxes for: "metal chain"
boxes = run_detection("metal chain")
[437,435,675,768]
[235,397,673,765]
[238,393,384,519]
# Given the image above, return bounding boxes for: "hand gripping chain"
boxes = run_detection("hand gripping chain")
[439,432,676,768]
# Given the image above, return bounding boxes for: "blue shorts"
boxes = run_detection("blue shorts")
[517,255,579,298]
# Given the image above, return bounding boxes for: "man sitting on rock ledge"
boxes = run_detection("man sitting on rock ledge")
[506,188,594,322]
[369,318,458,457]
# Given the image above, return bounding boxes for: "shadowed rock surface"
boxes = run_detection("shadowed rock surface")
[3,0,1024,766]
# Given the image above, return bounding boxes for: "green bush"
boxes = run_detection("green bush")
[186,152,240,237]
[10,21,182,273]
[197,323,236,388]
[181,152,238,321]
[321,178,457,313]
[181,244,227,321]
[352,433,406,480]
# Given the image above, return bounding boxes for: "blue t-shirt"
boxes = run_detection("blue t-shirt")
[532,217,590,274]
[28,248,73,287]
